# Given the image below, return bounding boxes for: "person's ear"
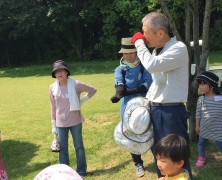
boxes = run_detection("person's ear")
[176,160,184,168]
[158,29,165,40]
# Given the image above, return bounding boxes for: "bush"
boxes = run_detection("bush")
[209,19,222,50]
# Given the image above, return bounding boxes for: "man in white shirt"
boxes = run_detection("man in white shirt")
[131,12,192,179]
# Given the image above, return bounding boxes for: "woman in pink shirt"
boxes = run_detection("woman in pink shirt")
[49,60,97,177]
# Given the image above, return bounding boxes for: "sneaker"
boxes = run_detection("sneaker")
[196,156,206,167]
[136,164,145,177]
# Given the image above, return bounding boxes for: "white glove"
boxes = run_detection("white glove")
[80,95,89,107]
[51,120,57,134]
[135,39,145,48]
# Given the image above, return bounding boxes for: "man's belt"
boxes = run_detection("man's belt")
[150,102,184,106]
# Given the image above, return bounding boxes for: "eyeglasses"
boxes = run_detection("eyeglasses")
[197,79,208,85]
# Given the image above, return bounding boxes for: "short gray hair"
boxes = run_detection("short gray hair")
[142,12,169,33]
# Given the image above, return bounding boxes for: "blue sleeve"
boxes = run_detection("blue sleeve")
[114,66,124,86]
[142,69,152,90]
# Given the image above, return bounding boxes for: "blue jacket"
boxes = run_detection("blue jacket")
[114,58,152,117]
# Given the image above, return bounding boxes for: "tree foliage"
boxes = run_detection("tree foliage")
[0,0,221,66]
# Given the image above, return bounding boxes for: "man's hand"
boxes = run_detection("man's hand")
[132,32,145,44]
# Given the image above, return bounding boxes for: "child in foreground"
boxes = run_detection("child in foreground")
[154,134,190,180]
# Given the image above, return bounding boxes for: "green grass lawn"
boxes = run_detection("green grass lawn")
[0,59,222,180]
[209,50,222,66]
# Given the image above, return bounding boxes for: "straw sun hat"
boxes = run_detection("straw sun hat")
[118,37,137,53]
[114,97,154,155]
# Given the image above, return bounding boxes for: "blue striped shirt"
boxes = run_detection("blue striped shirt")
[196,95,222,141]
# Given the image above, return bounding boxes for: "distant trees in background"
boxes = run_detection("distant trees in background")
[0,0,221,66]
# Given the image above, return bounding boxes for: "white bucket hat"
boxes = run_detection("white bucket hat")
[114,97,154,155]
[118,37,137,53]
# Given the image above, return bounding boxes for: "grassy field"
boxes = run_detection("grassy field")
[0,55,222,180]
[209,50,222,66]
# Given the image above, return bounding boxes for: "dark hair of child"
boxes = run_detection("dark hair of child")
[154,134,190,167]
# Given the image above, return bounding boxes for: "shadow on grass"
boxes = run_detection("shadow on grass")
[1,139,51,179]
[87,160,156,177]
[189,141,222,180]
[87,160,131,176]
[0,60,118,78]
[145,161,156,173]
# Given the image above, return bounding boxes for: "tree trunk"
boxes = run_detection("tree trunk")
[64,28,82,60]
[187,81,199,141]
[185,0,200,141]
[184,0,192,80]
[159,0,183,41]
[6,46,10,65]
[71,0,83,59]
[192,0,200,68]
[188,0,212,141]
[33,31,42,63]
[200,0,212,71]
[184,1,198,141]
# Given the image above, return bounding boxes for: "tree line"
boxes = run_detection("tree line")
[0,0,221,67]
[0,0,222,140]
